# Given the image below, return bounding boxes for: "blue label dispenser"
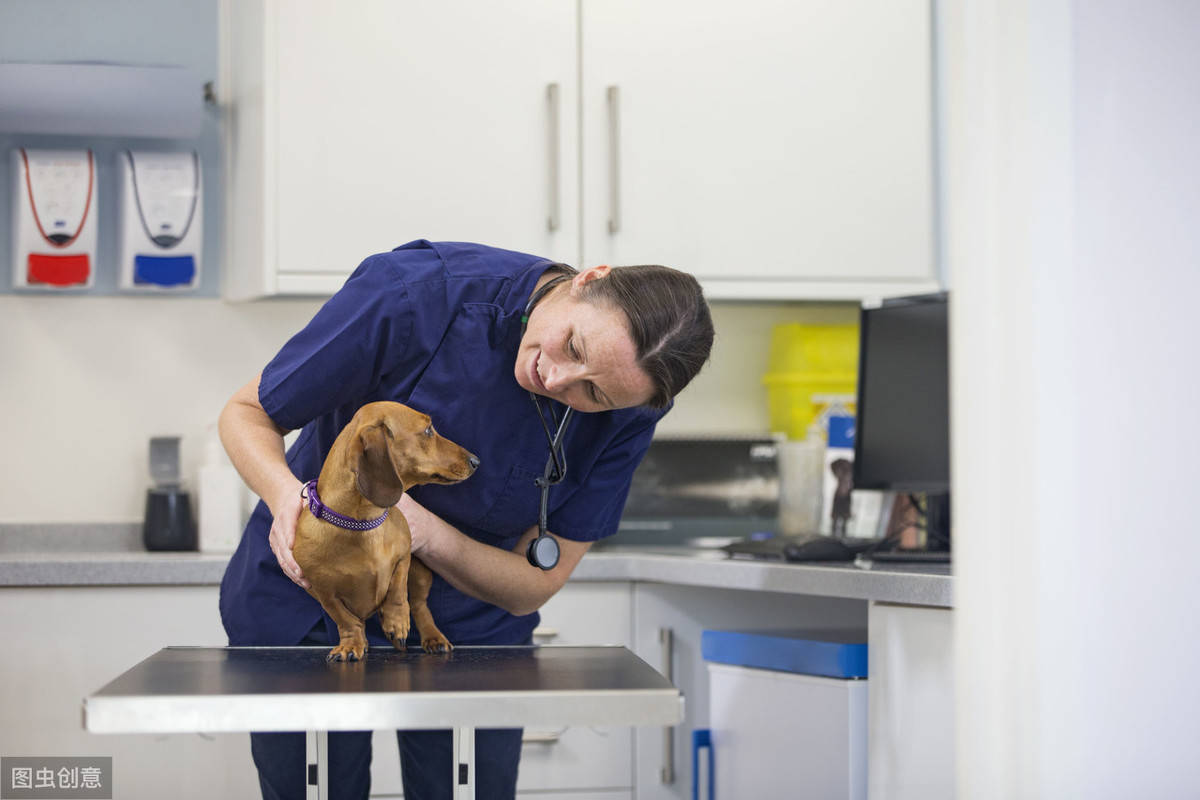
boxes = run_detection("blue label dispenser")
[118,150,202,291]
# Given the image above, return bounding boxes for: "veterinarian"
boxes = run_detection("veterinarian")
[217,239,714,800]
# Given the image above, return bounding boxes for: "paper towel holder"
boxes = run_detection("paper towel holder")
[0,62,206,138]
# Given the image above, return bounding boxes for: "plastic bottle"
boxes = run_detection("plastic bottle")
[776,425,826,536]
[198,428,244,552]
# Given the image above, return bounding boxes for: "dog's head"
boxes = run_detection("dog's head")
[346,401,479,508]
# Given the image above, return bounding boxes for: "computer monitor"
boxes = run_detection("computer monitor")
[852,292,951,552]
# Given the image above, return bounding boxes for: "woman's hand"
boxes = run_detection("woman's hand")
[397,493,433,556]
[269,479,310,590]
[219,374,310,590]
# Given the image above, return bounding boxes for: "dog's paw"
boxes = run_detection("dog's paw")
[327,641,367,662]
[421,634,453,654]
[380,614,411,650]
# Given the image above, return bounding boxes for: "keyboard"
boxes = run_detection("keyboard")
[723,534,873,563]
[722,537,794,560]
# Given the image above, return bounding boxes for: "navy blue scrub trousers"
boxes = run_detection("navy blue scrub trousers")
[249,625,523,800]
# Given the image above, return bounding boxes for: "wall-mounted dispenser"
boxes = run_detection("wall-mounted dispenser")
[11,148,98,289]
[118,150,202,290]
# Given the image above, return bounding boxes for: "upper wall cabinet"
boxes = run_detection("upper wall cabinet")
[220,1,579,300]
[220,1,937,301]
[581,0,937,300]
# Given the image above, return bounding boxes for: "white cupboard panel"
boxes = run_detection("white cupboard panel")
[224,0,579,298]
[582,0,934,286]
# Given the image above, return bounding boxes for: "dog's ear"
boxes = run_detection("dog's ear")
[351,423,406,507]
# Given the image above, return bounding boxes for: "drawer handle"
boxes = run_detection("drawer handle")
[532,627,559,641]
[522,730,563,745]
[660,626,675,784]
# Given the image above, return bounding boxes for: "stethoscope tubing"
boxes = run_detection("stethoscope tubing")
[522,270,576,570]
[528,393,572,570]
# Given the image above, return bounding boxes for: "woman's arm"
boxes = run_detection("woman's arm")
[218,373,310,589]
[399,494,591,617]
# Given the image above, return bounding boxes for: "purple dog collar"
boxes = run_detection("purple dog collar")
[302,479,389,532]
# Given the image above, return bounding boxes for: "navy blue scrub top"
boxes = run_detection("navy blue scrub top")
[219,240,666,648]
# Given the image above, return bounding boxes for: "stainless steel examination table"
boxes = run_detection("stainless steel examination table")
[83,645,684,799]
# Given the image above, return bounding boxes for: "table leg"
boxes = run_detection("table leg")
[306,730,328,799]
[452,726,476,799]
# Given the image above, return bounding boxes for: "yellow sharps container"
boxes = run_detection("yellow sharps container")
[762,323,859,440]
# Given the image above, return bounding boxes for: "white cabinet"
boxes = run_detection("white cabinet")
[868,602,954,800]
[220,0,579,300]
[0,586,261,799]
[520,581,635,795]
[581,0,937,299]
[630,583,868,800]
[365,580,636,797]
[221,1,937,301]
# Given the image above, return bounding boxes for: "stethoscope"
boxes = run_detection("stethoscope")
[521,273,575,570]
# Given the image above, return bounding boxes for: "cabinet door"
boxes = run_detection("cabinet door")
[868,602,954,800]
[265,1,579,289]
[582,0,934,294]
[532,579,633,648]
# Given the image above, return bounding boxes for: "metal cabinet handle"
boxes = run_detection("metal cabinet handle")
[546,82,561,232]
[660,626,675,784]
[606,85,621,234]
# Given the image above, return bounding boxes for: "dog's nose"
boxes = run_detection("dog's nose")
[468,455,481,471]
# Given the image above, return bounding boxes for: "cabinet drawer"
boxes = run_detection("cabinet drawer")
[517,725,632,792]
[518,792,631,800]
[367,725,633,796]
[369,581,634,794]
[524,581,635,790]
[533,580,632,648]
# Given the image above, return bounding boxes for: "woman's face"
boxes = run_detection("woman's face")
[515,266,656,412]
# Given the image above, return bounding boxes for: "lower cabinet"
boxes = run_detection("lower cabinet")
[0,582,638,799]
[629,583,870,800]
[868,602,954,800]
[0,585,260,799]
[519,581,634,795]
[365,580,636,797]
[0,580,952,798]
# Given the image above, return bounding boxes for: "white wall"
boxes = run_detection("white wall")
[0,295,854,523]
[0,296,320,522]
[949,0,1200,796]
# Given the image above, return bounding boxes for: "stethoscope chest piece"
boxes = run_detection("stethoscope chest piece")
[527,532,560,570]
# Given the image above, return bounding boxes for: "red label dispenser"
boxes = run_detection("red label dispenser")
[11,148,98,289]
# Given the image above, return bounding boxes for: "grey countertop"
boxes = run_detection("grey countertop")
[0,540,952,608]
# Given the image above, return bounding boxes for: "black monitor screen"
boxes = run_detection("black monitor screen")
[853,293,950,492]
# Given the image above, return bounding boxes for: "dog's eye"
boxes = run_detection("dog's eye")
[424,426,434,438]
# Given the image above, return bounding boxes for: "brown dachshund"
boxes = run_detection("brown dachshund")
[292,401,479,662]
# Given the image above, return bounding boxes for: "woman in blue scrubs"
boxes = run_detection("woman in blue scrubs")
[217,240,714,800]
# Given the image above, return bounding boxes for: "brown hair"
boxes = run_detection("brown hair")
[581,265,714,409]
